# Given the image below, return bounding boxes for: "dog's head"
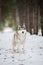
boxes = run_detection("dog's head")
[17,29,26,37]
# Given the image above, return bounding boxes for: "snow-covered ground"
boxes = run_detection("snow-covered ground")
[0,27,43,65]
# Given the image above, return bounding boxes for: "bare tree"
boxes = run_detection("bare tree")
[40,0,43,36]
[33,0,38,35]
[29,0,33,34]
[0,8,1,23]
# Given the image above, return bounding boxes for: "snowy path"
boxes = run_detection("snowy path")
[0,28,43,65]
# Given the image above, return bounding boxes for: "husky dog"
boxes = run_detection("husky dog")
[12,28,26,52]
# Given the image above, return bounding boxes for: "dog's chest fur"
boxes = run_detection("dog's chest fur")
[13,30,26,44]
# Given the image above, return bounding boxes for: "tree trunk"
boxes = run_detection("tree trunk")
[29,1,33,34]
[1,6,6,25]
[33,0,38,35]
[16,6,20,25]
[24,2,29,31]
[0,8,1,23]
[18,6,24,28]
[40,1,43,36]
[0,0,1,23]
[12,6,16,24]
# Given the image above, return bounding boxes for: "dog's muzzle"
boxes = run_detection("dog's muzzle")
[22,31,24,34]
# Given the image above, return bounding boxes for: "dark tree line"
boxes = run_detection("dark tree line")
[0,0,43,36]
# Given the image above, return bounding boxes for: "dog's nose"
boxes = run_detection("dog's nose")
[22,31,24,33]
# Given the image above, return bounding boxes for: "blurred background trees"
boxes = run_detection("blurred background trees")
[0,0,43,36]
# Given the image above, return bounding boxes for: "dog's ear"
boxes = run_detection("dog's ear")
[22,24,26,29]
[14,34,15,37]
[18,25,21,30]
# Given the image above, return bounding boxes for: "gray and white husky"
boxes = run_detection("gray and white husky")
[12,28,26,52]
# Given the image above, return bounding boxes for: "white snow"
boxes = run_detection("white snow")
[0,27,43,65]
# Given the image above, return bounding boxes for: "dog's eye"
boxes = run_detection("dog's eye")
[22,31,24,33]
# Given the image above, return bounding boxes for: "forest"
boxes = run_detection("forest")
[0,0,43,65]
[0,0,43,35]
